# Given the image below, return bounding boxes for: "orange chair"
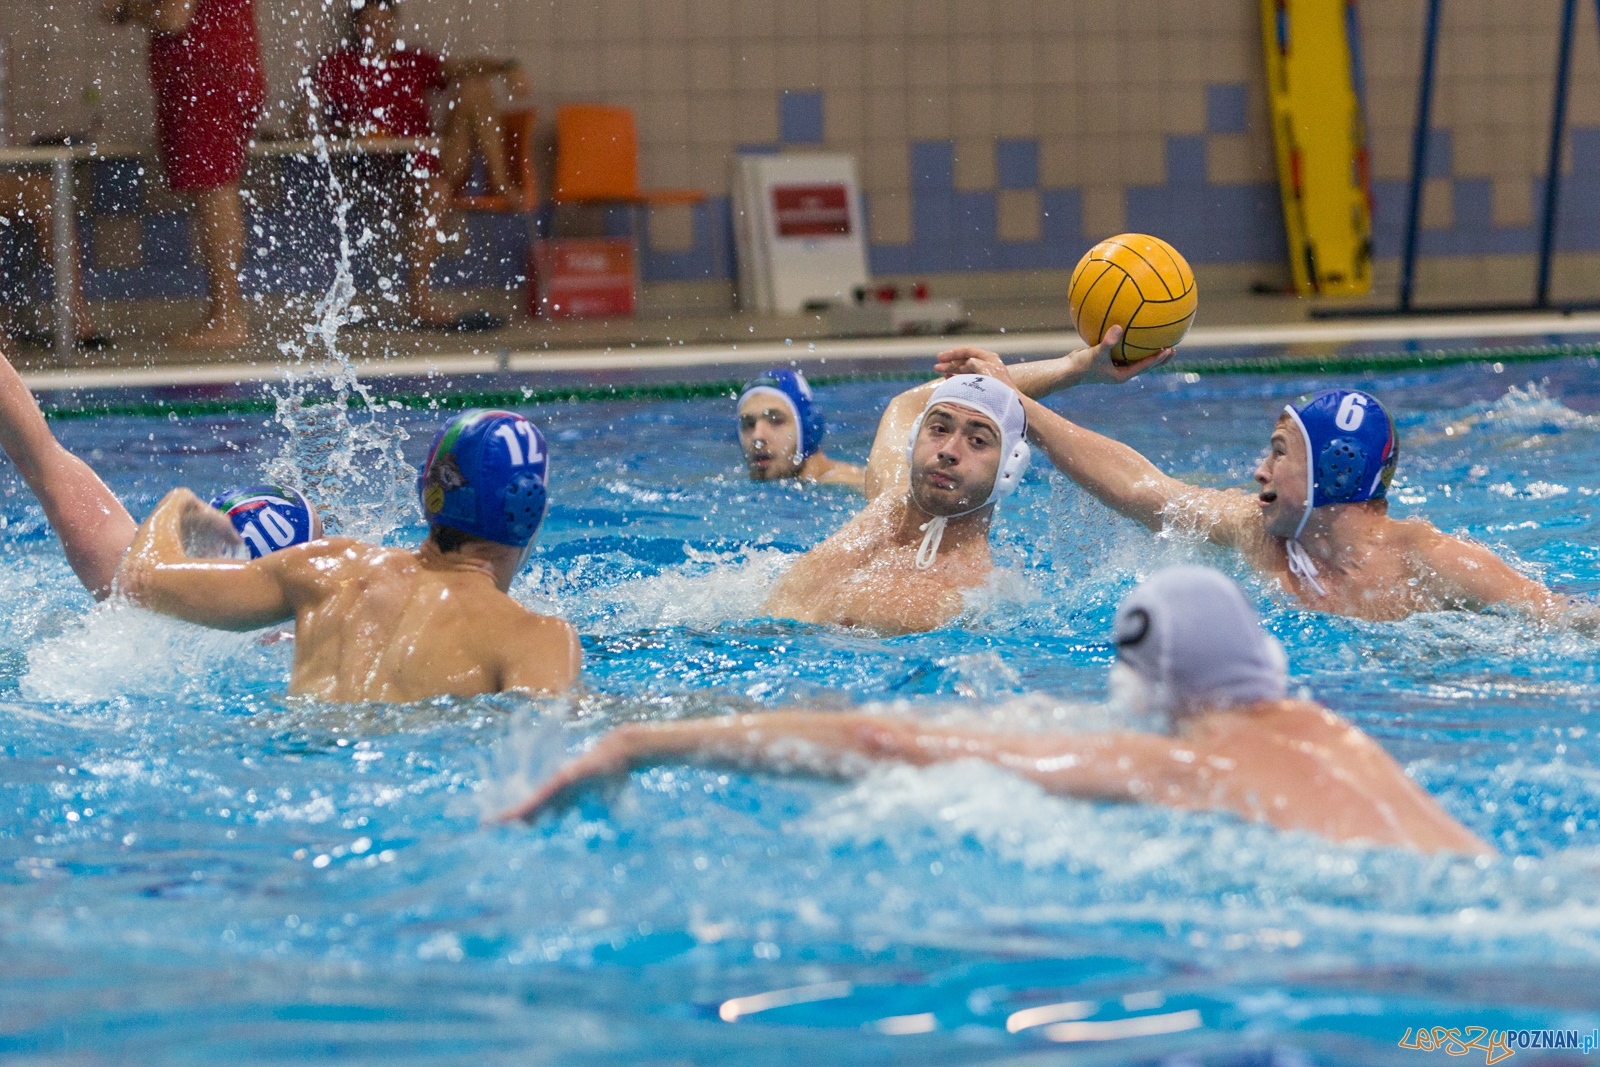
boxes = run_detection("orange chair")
[451,108,539,213]
[552,104,703,206]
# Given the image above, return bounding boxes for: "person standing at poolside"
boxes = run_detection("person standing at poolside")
[312,0,529,331]
[762,331,1171,634]
[737,368,863,487]
[117,409,579,701]
[935,345,1584,625]
[503,565,1489,856]
[103,0,263,349]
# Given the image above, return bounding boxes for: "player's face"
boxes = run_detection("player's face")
[738,394,803,480]
[357,7,396,54]
[1255,416,1309,538]
[910,403,1002,516]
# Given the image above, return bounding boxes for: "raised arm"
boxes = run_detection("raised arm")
[861,379,939,502]
[116,489,306,631]
[496,711,1204,823]
[0,346,136,597]
[936,347,1247,536]
[933,325,1174,400]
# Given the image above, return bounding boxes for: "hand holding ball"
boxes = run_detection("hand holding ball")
[1069,234,1197,366]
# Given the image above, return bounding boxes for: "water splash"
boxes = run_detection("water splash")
[262,129,414,545]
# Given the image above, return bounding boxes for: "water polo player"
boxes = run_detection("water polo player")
[503,565,1488,855]
[737,368,864,487]
[763,329,1175,633]
[0,345,321,597]
[760,371,1031,633]
[118,409,579,701]
[940,344,1577,623]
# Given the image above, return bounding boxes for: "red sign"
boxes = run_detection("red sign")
[529,238,635,319]
[772,184,851,237]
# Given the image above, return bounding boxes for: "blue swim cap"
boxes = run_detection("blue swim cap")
[417,409,549,547]
[1283,389,1399,537]
[738,368,825,461]
[209,485,320,559]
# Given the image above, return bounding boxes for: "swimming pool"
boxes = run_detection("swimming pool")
[3,354,1599,1064]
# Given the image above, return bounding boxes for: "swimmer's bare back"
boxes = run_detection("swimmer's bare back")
[118,489,580,701]
[498,702,1489,855]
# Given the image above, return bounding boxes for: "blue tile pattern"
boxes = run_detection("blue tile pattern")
[1206,84,1249,135]
[996,139,1039,190]
[780,91,825,145]
[36,84,1600,302]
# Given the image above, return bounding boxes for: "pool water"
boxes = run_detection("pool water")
[3,356,1599,1064]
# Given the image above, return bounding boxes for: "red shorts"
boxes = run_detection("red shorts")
[155,82,261,193]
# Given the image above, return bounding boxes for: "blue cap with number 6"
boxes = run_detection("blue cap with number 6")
[1283,389,1398,538]
[417,409,549,548]
[210,485,322,559]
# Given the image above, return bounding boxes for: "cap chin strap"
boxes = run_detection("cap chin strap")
[911,484,999,570]
[1282,406,1328,597]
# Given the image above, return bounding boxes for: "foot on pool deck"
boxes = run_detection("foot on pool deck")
[168,316,250,350]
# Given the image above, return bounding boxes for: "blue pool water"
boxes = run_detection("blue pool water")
[3,356,1600,1064]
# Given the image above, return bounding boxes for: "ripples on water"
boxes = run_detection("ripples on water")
[2,358,1599,1063]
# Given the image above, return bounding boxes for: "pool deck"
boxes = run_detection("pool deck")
[13,291,1600,413]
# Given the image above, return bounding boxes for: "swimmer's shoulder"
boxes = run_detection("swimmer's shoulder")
[489,599,581,691]
[266,537,392,587]
[803,455,866,488]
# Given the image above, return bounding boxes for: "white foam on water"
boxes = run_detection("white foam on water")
[20,601,279,704]
[550,547,796,633]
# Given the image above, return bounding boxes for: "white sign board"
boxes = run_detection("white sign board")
[732,153,870,314]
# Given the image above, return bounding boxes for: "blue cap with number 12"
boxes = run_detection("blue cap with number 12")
[416,409,549,547]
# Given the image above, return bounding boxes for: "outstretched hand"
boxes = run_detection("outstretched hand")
[934,325,1176,391]
[492,732,634,824]
[1072,326,1177,384]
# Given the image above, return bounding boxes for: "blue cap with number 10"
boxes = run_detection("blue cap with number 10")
[209,485,322,559]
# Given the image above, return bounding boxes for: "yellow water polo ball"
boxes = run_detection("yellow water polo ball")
[1069,234,1198,365]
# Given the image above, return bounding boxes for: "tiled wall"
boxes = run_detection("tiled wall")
[1,0,1597,301]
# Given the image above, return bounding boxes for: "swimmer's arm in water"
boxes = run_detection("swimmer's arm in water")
[497,614,583,695]
[862,379,941,502]
[118,489,325,631]
[495,712,1217,823]
[0,345,136,598]
[804,454,867,489]
[1411,525,1585,624]
[933,325,1174,399]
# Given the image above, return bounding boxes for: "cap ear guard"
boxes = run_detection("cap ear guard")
[993,440,1031,501]
[503,472,548,544]
[1315,437,1368,502]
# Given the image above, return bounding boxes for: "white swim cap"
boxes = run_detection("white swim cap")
[906,374,1030,509]
[904,374,1031,569]
[1111,566,1288,717]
